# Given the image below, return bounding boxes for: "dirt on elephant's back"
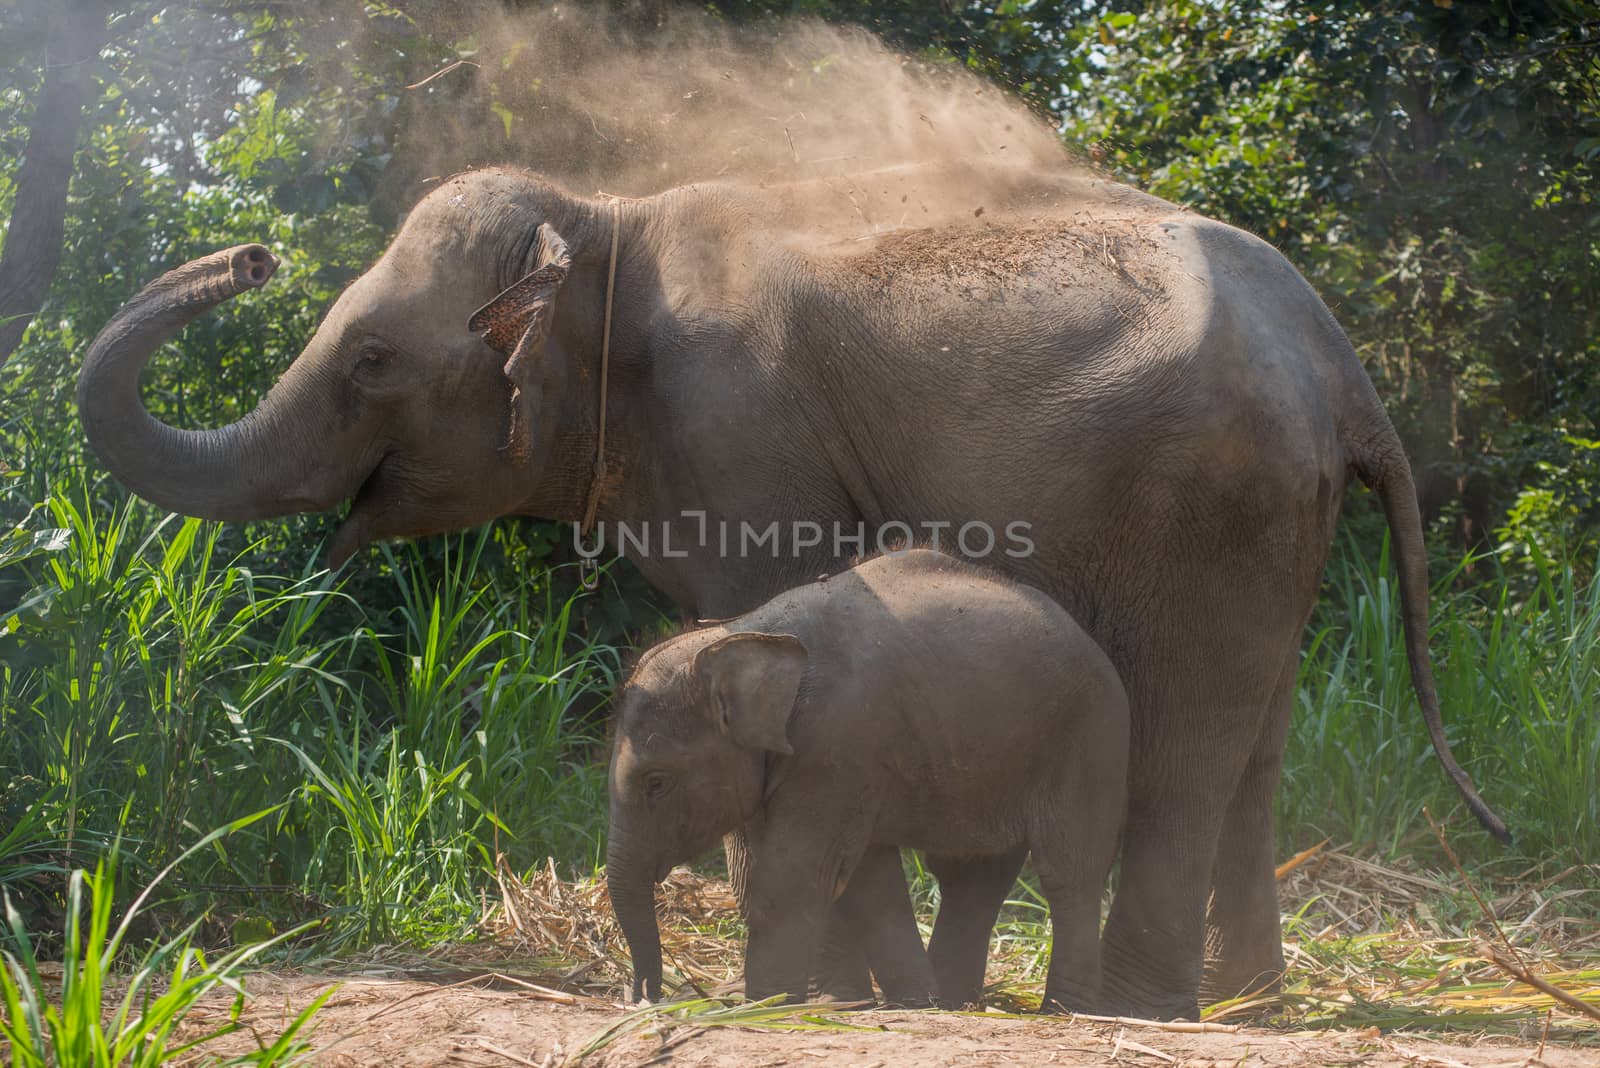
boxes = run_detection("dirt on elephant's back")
[178,973,1597,1067]
[823,213,1176,295]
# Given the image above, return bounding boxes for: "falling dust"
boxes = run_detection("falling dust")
[381,4,1157,246]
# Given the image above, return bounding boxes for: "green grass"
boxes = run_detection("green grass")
[1,481,620,957]
[1284,536,1600,865]
[1,822,330,1067]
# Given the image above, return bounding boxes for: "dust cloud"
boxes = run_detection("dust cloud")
[383,3,1097,239]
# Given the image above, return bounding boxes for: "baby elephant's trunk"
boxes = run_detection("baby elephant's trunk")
[606,836,663,1003]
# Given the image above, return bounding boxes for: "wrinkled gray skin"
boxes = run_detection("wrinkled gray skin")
[78,163,1507,1018]
[607,550,1129,1010]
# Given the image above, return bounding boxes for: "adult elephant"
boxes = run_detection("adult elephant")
[78,164,1506,1018]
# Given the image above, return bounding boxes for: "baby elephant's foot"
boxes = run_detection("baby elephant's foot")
[807,988,877,1010]
[812,943,875,1004]
[875,988,938,1011]
[932,983,986,1011]
[809,975,875,1005]
[1039,986,1100,1016]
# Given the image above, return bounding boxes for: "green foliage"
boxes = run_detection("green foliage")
[1285,537,1600,863]
[0,478,618,949]
[0,824,328,1067]
[1497,436,1600,573]
[1066,1,1600,545]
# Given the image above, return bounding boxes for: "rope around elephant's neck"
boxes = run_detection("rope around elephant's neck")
[577,197,621,590]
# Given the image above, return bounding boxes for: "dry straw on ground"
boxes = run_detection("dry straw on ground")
[150,845,1599,1066]
[356,844,1600,1041]
[477,854,745,999]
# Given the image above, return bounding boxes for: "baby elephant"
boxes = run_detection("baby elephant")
[606,549,1128,1011]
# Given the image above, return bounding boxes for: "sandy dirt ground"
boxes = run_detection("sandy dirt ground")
[181,973,1599,1068]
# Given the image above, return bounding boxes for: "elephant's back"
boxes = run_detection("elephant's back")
[809,207,1189,314]
[793,552,1130,792]
[795,208,1349,556]
[746,551,1122,713]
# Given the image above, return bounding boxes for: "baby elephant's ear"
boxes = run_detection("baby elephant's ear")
[692,632,808,755]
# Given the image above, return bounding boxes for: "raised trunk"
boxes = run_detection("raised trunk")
[77,244,357,521]
[606,839,664,1003]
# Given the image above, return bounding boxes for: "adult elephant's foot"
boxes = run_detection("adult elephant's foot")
[1198,832,1288,1008]
[1199,853,1286,1008]
[1097,817,1215,1020]
[1098,906,1205,1020]
[1199,656,1294,1009]
[1098,962,1201,1021]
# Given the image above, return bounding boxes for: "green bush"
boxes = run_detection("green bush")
[0,482,621,949]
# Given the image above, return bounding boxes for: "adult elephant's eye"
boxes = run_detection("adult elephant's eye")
[643,772,672,802]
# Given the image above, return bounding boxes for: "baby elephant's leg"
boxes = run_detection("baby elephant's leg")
[1034,857,1106,1013]
[835,845,936,1007]
[745,817,867,1003]
[925,846,1028,1009]
[1031,807,1120,1014]
[813,911,875,1002]
[734,800,872,1001]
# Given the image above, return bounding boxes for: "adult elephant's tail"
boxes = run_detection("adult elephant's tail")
[1347,418,1511,844]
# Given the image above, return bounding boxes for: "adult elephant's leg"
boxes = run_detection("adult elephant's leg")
[925,846,1027,1009]
[1097,626,1290,1019]
[1200,638,1301,1004]
[1097,789,1221,1019]
[724,828,753,905]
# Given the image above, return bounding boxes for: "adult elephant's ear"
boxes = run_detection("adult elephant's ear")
[468,223,571,461]
[692,632,809,755]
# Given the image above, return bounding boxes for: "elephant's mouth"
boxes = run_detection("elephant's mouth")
[327,453,393,568]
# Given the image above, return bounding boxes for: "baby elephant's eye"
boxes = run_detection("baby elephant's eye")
[642,772,672,801]
[355,340,396,373]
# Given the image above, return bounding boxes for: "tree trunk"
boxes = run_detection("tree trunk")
[0,0,109,366]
